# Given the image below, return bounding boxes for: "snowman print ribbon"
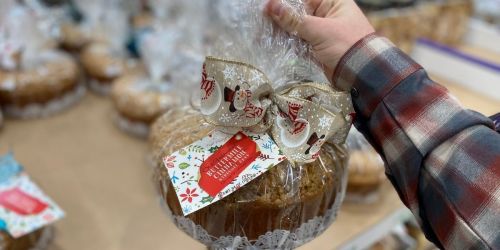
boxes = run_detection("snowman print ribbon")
[200,56,354,163]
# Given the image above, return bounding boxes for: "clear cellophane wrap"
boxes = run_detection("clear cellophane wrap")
[112,1,208,137]
[74,0,129,52]
[0,1,83,119]
[150,0,353,248]
[149,0,208,96]
[140,0,206,92]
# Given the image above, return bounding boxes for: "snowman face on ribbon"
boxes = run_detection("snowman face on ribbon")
[224,85,250,113]
[305,132,326,157]
[200,64,222,116]
[276,111,311,148]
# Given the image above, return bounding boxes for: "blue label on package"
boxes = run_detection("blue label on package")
[0,153,22,184]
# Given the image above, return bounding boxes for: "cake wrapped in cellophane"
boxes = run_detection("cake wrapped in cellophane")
[0,0,83,119]
[150,0,354,248]
[111,1,207,138]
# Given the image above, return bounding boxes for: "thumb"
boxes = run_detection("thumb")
[265,0,324,43]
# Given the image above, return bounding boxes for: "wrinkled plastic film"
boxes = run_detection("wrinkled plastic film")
[73,0,130,51]
[111,1,208,136]
[95,9,129,52]
[0,4,82,119]
[145,1,207,103]
[139,0,206,86]
[77,2,138,94]
[0,3,56,69]
[0,51,83,119]
[211,0,326,89]
[140,30,180,84]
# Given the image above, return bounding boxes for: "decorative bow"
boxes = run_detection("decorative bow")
[200,57,353,163]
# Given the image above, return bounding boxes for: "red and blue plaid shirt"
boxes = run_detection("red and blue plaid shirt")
[333,34,500,249]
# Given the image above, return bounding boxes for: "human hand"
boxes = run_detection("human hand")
[265,0,374,85]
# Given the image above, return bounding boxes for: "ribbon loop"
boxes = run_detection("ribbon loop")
[200,57,353,163]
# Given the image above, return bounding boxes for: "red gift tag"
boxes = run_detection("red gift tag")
[0,188,48,216]
[198,132,260,197]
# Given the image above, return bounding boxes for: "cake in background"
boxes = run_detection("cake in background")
[363,0,472,53]
[111,0,206,138]
[345,128,386,203]
[77,0,140,95]
[0,0,83,119]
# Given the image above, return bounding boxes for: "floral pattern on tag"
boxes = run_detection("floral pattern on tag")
[163,130,285,216]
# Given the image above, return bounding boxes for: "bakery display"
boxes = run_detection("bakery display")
[59,0,141,53]
[345,128,385,203]
[59,22,88,53]
[111,1,205,138]
[0,51,83,119]
[77,3,139,95]
[81,43,139,95]
[0,1,83,119]
[365,0,473,52]
[111,71,181,138]
[57,0,90,52]
[428,0,473,45]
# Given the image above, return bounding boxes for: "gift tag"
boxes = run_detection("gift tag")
[163,130,285,216]
[0,154,64,238]
[0,174,65,238]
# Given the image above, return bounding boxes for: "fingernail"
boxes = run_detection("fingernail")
[270,1,284,17]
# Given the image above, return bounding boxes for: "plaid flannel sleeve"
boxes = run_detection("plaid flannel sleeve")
[333,34,500,249]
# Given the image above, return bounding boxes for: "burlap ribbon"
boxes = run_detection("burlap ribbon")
[200,56,353,163]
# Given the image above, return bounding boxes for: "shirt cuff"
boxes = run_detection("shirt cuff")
[332,33,422,118]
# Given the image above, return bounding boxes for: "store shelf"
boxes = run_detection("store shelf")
[337,207,413,250]
[457,44,500,66]
[301,182,409,250]
[465,19,500,55]
[433,75,500,116]
[412,39,500,101]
